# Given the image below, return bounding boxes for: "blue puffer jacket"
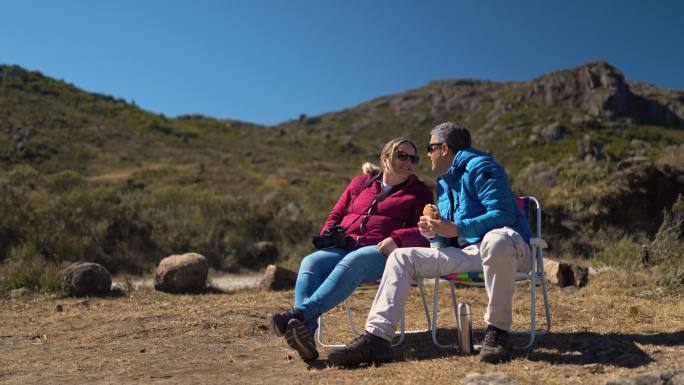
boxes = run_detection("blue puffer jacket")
[435,147,531,245]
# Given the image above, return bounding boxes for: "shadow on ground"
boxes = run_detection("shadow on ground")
[526,330,684,367]
[307,329,684,369]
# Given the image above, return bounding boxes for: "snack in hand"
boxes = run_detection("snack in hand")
[423,204,439,219]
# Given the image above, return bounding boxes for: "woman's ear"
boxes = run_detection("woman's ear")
[381,155,391,169]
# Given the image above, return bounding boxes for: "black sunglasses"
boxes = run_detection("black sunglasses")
[396,150,419,164]
[426,142,444,153]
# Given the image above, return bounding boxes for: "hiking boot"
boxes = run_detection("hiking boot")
[268,309,305,337]
[478,325,512,363]
[285,318,319,362]
[327,331,392,367]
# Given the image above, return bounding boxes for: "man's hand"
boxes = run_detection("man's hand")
[418,215,436,238]
[427,218,459,238]
[377,237,398,256]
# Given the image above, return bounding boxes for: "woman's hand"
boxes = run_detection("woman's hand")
[377,237,398,256]
[426,218,459,238]
[418,215,436,238]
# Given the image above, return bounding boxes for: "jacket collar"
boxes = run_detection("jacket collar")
[438,147,487,186]
[374,173,420,188]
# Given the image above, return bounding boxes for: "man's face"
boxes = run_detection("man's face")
[427,134,452,175]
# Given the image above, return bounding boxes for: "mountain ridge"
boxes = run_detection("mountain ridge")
[0,60,682,279]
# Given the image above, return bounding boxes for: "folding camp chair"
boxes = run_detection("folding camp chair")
[316,279,432,348]
[428,196,552,350]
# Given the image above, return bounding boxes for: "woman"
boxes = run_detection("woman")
[269,137,433,362]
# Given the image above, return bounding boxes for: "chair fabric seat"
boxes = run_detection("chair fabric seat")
[441,271,530,284]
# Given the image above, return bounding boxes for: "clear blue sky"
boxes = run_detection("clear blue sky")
[2,0,683,125]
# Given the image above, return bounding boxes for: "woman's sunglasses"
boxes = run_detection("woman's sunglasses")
[396,150,419,164]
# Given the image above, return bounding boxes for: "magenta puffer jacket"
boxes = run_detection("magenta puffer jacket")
[321,173,433,249]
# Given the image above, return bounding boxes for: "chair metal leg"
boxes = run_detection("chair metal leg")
[417,279,432,330]
[316,313,344,348]
[522,247,538,350]
[430,277,458,349]
[519,245,552,350]
[316,294,409,348]
[538,248,552,332]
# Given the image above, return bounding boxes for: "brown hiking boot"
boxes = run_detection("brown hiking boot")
[285,318,319,362]
[479,325,512,363]
[268,309,306,337]
[327,332,392,367]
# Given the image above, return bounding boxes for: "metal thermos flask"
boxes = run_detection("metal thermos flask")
[457,303,473,354]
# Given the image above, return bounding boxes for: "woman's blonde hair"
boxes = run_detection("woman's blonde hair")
[381,137,418,169]
[362,137,418,175]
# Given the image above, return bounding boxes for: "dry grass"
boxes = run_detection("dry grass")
[1,271,682,385]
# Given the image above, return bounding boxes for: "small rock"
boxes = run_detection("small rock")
[616,156,651,171]
[517,162,557,188]
[603,369,684,385]
[583,363,604,374]
[10,287,32,298]
[259,265,297,291]
[78,299,90,307]
[55,304,64,312]
[542,258,589,287]
[462,372,519,385]
[110,283,125,297]
[541,122,566,141]
[572,265,589,287]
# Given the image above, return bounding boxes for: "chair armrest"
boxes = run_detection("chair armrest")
[530,237,547,249]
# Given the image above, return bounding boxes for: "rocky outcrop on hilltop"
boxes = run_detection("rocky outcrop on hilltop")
[528,61,684,128]
[287,61,684,140]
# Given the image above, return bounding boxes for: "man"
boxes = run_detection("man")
[328,122,532,365]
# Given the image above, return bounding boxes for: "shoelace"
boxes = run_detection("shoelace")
[347,334,369,350]
[483,328,506,347]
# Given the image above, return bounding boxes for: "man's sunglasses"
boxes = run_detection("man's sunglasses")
[396,150,419,164]
[426,143,444,153]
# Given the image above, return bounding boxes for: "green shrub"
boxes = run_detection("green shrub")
[0,244,64,294]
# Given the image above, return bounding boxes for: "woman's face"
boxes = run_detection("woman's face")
[384,142,418,179]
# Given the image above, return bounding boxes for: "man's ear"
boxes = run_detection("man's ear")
[441,143,450,156]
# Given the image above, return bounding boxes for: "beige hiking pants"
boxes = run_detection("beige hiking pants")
[365,227,531,341]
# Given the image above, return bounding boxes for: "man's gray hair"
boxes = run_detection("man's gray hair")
[430,122,471,151]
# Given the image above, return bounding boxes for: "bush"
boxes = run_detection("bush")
[0,245,64,294]
[0,169,314,291]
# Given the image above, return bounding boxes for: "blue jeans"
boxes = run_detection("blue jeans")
[294,245,387,334]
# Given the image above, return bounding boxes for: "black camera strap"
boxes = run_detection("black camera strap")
[333,173,381,230]
[329,172,405,232]
[357,186,395,234]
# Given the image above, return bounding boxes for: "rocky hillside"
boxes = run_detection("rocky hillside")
[0,61,682,283]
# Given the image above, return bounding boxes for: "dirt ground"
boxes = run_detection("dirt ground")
[1,272,682,385]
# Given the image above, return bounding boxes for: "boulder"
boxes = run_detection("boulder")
[154,253,209,294]
[259,264,297,291]
[62,262,112,297]
[542,258,589,288]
